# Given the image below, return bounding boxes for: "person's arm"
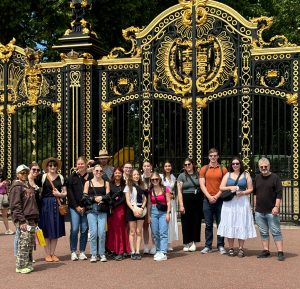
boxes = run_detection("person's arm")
[272,176,282,215]
[67,175,77,208]
[125,187,135,212]
[9,185,27,230]
[166,189,171,223]
[177,180,185,214]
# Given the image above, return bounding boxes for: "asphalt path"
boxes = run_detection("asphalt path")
[1,222,300,289]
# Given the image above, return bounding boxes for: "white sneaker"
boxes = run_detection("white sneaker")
[153,252,162,260]
[90,255,97,263]
[218,246,227,255]
[78,252,88,260]
[155,253,167,261]
[189,242,196,252]
[100,255,107,262]
[71,252,78,261]
[150,246,156,255]
[201,247,212,254]
[168,246,173,252]
[143,246,150,254]
[183,244,190,252]
[5,230,14,235]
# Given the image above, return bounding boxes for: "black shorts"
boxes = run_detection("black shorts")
[126,205,145,222]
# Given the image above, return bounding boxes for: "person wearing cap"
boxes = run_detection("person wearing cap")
[89,149,114,181]
[9,164,39,274]
[38,157,67,262]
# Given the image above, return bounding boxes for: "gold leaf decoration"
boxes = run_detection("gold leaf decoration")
[51,103,61,113]
[7,104,16,114]
[182,98,192,109]
[101,101,113,112]
[196,97,208,108]
[286,93,298,105]
[0,38,16,63]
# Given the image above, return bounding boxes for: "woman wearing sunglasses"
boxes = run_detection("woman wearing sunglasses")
[83,164,110,263]
[160,161,178,251]
[148,172,170,261]
[217,156,256,257]
[177,158,202,252]
[124,169,147,260]
[38,157,67,262]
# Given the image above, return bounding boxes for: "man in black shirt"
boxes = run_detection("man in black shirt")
[253,157,284,261]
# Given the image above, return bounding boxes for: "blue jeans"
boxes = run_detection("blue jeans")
[87,211,107,256]
[150,206,168,254]
[255,212,283,241]
[69,207,88,252]
[203,198,224,248]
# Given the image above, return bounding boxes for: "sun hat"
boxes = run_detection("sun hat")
[95,149,112,159]
[42,157,62,171]
[16,164,30,174]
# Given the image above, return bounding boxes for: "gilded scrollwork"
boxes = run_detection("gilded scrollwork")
[196,97,208,108]
[182,98,192,109]
[0,38,16,63]
[113,78,134,96]
[179,0,209,27]
[101,101,112,112]
[104,27,142,59]
[260,69,285,88]
[7,104,16,114]
[51,102,61,113]
[286,93,298,106]
[251,17,296,48]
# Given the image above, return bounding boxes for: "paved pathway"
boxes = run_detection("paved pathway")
[1,222,299,289]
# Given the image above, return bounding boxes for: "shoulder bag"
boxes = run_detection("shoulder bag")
[186,173,201,195]
[152,189,167,212]
[220,172,242,202]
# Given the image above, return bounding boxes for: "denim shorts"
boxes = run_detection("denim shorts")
[255,212,283,241]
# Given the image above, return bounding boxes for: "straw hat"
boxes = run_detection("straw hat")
[42,157,62,171]
[95,149,112,159]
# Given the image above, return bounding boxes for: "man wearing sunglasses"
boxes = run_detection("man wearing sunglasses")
[253,157,284,261]
[199,148,227,255]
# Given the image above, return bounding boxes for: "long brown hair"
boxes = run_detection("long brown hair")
[127,169,145,193]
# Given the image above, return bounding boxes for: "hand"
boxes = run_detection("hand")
[272,206,280,215]
[52,188,61,197]
[20,223,28,232]
[87,159,95,166]
[95,196,102,203]
[208,195,217,204]
[76,206,84,214]
[166,212,170,223]
[179,205,185,214]
[133,207,143,217]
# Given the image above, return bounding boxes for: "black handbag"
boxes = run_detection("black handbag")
[220,172,242,202]
[186,173,201,195]
[152,189,167,212]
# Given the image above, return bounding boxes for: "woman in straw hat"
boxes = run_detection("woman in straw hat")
[38,157,67,262]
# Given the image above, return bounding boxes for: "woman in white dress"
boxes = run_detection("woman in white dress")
[160,161,179,251]
[217,156,256,257]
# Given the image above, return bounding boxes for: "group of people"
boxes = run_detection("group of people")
[4,148,285,274]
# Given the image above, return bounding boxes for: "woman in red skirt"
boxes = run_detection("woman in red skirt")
[106,167,130,260]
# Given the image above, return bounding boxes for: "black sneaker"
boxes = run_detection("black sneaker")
[114,254,123,261]
[135,253,142,260]
[130,253,136,260]
[277,251,285,261]
[257,250,270,258]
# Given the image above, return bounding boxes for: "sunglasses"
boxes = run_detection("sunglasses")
[19,171,29,175]
[151,178,159,181]
[32,168,40,172]
[232,162,240,166]
[95,170,103,173]
[184,163,191,166]
[48,164,57,168]
[260,166,268,169]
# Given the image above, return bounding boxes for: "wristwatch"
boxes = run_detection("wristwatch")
[168,211,171,214]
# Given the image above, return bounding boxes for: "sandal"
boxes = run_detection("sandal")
[228,248,235,257]
[238,248,245,258]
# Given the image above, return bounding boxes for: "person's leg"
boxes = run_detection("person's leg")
[150,206,160,252]
[158,211,168,254]
[238,239,245,249]
[215,199,225,248]
[255,212,270,250]
[267,214,283,251]
[227,238,234,248]
[69,207,80,253]
[136,220,144,254]
[16,229,30,270]
[14,226,20,256]
[143,221,150,251]
[44,239,51,256]
[87,212,98,256]
[97,212,107,256]
[49,239,58,256]
[79,213,89,253]
[1,208,11,231]
[203,198,213,249]
[128,221,137,253]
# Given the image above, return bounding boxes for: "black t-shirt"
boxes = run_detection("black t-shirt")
[253,173,283,214]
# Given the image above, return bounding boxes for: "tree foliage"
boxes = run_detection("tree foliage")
[0,0,299,60]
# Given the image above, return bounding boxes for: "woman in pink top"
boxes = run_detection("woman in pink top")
[148,172,171,261]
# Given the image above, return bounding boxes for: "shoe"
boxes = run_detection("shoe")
[189,242,196,252]
[5,229,14,235]
[201,247,212,254]
[16,267,31,274]
[143,246,150,254]
[183,244,190,252]
[257,250,270,258]
[78,252,88,260]
[153,252,163,260]
[238,248,245,258]
[131,253,136,260]
[114,254,123,261]
[218,246,227,255]
[90,255,97,263]
[100,255,107,262]
[45,255,53,262]
[277,251,285,261]
[228,248,235,257]
[155,253,167,261]
[27,266,34,272]
[168,246,173,252]
[150,246,156,255]
[71,252,78,261]
[51,255,59,262]
[32,259,36,263]
[135,253,142,260]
